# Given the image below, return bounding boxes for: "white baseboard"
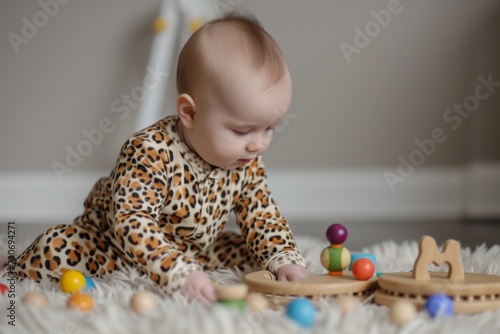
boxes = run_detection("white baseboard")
[465,162,500,219]
[0,163,498,224]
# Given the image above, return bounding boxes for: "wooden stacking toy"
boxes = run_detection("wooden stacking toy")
[321,223,351,276]
[244,223,378,303]
[375,235,500,314]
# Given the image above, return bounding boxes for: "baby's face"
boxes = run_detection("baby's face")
[188,65,292,170]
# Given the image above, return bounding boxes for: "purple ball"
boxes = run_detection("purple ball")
[326,224,348,244]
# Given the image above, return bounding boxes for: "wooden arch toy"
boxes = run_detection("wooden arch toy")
[375,236,500,314]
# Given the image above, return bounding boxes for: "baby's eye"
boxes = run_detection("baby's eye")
[232,129,251,135]
[265,126,275,132]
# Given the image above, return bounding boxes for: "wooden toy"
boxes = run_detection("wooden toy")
[336,295,358,314]
[214,283,248,311]
[245,268,377,303]
[389,300,417,326]
[67,293,94,312]
[326,223,348,244]
[245,223,377,303]
[0,283,8,295]
[130,290,157,316]
[60,270,86,294]
[320,246,351,276]
[245,293,269,314]
[352,258,376,281]
[22,292,49,308]
[349,253,377,272]
[375,235,500,314]
[286,297,316,328]
[425,294,454,318]
[321,223,351,276]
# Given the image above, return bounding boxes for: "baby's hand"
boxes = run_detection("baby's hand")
[180,270,216,306]
[276,264,311,282]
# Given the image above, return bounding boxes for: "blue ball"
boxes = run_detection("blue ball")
[84,276,96,291]
[286,298,316,328]
[425,294,454,318]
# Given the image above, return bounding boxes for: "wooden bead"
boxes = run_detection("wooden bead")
[130,291,157,316]
[214,283,248,301]
[337,295,358,314]
[245,293,269,314]
[389,300,417,325]
[67,293,94,312]
[22,292,49,308]
[321,246,351,272]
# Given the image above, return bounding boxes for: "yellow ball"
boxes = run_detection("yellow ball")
[22,292,49,308]
[60,270,86,294]
[67,293,94,312]
[130,291,157,316]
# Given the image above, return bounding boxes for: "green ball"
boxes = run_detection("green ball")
[321,246,351,271]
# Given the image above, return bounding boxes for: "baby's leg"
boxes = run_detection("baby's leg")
[196,230,258,270]
[13,224,126,281]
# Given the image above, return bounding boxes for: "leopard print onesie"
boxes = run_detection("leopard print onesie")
[14,116,307,294]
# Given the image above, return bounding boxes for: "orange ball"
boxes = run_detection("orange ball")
[351,258,375,280]
[67,293,94,312]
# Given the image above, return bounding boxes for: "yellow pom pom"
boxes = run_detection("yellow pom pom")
[152,17,167,33]
[189,19,204,33]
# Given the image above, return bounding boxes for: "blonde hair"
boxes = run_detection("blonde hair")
[176,12,286,96]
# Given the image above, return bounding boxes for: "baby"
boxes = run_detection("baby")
[13,13,310,305]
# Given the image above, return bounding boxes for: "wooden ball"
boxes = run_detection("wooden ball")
[67,293,94,312]
[130,291,157,316]
[389,301,417,326]
[352,258,376,280]
[337,295,358,314]
[321,246,351,272]
[245,293,269,314]
[326,223,348,244]
[22,292,49,308]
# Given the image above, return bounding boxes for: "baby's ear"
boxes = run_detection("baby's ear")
[177,93,197,128]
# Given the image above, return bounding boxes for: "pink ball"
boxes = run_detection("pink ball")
[326,224,348,245]
[352,258,375,280]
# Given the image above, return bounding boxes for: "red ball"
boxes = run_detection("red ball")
[0,283,8,295]
[352,258,375,280]
[326,224,348,245]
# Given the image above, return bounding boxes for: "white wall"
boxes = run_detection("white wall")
[1,0,499,229]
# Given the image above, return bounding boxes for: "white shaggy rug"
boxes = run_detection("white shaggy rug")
[2,236,500,334]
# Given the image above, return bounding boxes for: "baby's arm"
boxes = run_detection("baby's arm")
[234,157,310,277]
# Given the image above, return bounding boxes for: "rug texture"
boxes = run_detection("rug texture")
[2,236,500,334]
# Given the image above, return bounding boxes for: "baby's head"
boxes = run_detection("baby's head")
[176,12,292,170]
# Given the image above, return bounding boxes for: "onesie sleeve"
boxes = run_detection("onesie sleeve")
[111,135,201,295]
[233,156,307,275]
